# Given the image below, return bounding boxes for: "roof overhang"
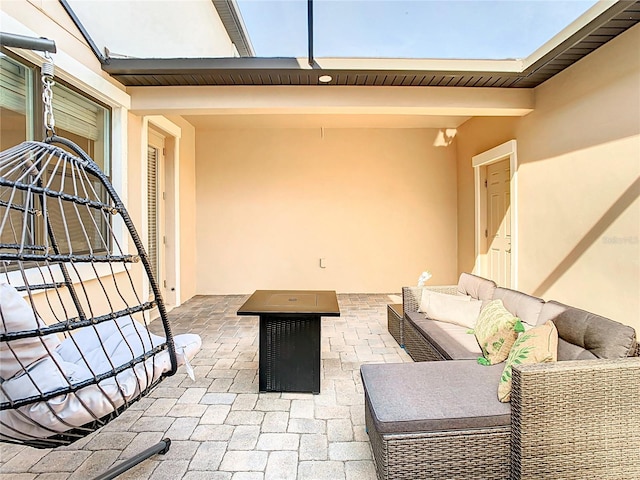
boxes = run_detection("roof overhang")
[102,0,640,88]
[211,0,254,57]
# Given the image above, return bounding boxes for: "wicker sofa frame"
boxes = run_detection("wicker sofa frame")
[386,304,404,347]
[402,286,458,361]
[366,356,640,480]
[367,282,640,479]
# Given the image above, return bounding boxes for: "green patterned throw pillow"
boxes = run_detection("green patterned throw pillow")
[498,320,558,402]
[473,299,524,365]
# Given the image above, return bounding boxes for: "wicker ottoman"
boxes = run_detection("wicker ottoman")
[387,304,404,347]
[361,361,511,480]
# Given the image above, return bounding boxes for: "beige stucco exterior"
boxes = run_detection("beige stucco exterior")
[60,0,240,59]
[166,115,198,303]
[194,127,458,293]
[518,22,639,332]
[1,3,638,334]
[0,2,201,313]
[456,24,640,333]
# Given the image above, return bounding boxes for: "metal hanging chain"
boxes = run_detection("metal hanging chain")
[41,51,56,138]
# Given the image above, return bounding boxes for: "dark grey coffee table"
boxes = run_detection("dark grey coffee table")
[237,290,340,394]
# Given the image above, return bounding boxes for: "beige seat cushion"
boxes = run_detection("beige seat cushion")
[406,312,482,360]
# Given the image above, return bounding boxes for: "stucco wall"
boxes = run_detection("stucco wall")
[456,24,640,333]
[195,127,459,294]
[61,0,238,59]
[166,116,198,302]
[118,112,148,309]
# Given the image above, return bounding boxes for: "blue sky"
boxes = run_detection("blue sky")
[237,0,599,59]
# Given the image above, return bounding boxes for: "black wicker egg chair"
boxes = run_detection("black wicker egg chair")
[0,33,201,479]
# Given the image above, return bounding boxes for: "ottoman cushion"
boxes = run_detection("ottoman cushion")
[361,360,510,435]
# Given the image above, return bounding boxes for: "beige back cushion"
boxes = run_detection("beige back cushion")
[492,287,544,327]
[538,300,637,360]
[457,273,497,302]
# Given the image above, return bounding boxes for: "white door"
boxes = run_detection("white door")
[486,158,511,286]
[147,131,166,302]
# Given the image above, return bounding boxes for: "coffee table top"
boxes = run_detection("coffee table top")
[237,290,340,316]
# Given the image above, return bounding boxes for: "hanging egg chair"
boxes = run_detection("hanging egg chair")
[0,33,201,478]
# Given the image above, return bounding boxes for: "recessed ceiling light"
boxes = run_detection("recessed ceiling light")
[318,75,333,83]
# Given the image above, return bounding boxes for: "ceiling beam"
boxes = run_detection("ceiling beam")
[126,85,534,117]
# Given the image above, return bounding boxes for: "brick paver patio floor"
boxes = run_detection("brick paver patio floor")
[0,293,412,479]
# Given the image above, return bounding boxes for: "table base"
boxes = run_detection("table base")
[259,314,321,394]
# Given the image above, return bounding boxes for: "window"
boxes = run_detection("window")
[0,51,112,265]
[0,51,111,174]
[51,81,110,175]
[0,53,34,149]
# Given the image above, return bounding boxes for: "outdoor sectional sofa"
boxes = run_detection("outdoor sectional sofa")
[361,273,640,480]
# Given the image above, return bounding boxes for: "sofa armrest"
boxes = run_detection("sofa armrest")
[402,287,422,314]
[511,358,640,479]
[402,285,459,314]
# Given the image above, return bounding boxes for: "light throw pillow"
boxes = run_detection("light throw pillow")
[419,289,482,329]
[474,299,524,365]
[498,320,558,402]
[419,289,470,312]
[0,283,62,380]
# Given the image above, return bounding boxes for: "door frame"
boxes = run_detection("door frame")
[147,129,166,307]
[472,140,518,289]
[141,116,182,311]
